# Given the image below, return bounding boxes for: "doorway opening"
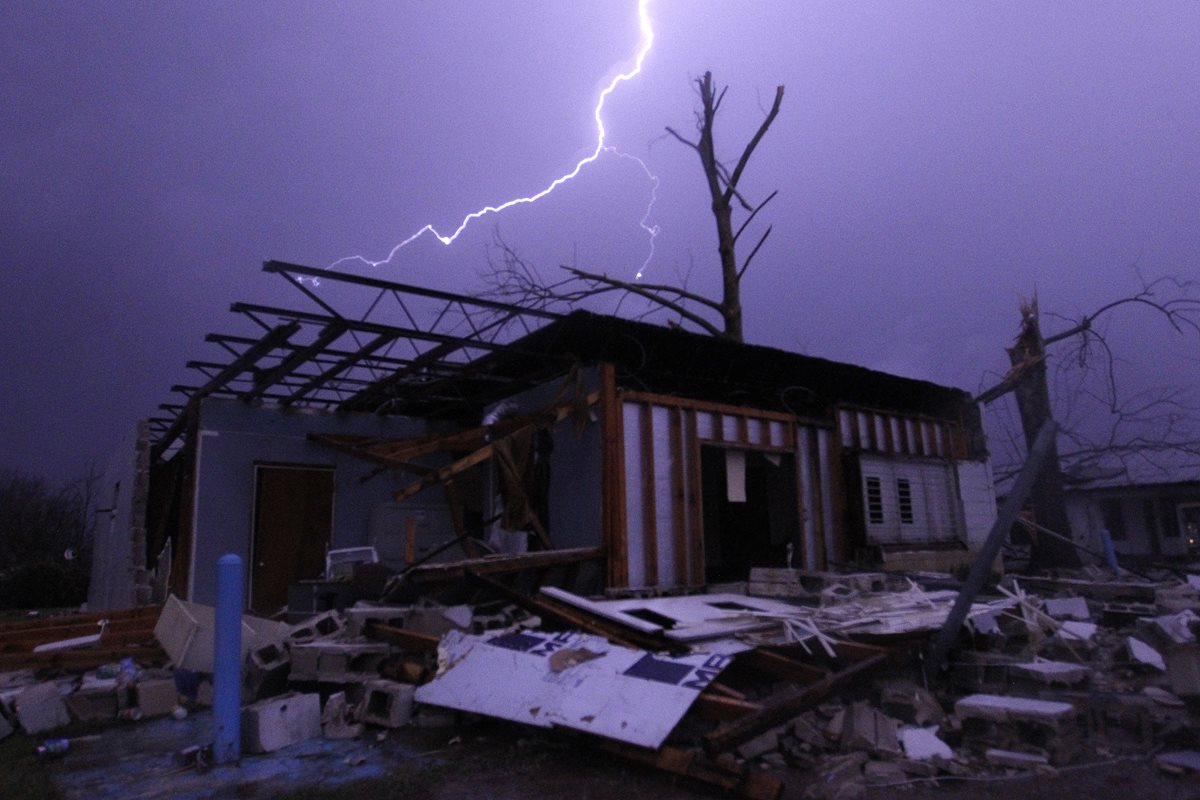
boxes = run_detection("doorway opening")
[700,447,799,583]
[250,464,334,614]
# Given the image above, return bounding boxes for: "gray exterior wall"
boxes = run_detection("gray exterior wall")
[481,369,604,552]
[187,398,433,604]
[88,421,152,610]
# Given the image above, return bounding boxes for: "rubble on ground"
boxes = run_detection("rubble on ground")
[5,563,1200,799]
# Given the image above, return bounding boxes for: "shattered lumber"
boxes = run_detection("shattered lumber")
[363,621,440,652]
[929,419,1057,674]
[0,644,165,672]
[702,642,891,754]
[0,605,160,650]
[464,570,686,654]
[409,546,603,583]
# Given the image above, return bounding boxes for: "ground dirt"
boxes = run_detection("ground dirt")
[265,721,1200,800]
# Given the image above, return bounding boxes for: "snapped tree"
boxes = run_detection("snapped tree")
[486,71,784,343]
[978,275,1200,569]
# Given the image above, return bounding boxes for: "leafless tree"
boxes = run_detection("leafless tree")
[978,274,1200,568]
[485,71,784,343]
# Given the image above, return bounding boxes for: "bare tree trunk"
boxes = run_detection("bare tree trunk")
[1006,300,1081,569]
[669,72,783,342]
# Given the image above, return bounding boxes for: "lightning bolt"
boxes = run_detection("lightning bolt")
[330,0,659,280]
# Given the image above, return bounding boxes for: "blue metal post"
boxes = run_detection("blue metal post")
[213,554,243,764]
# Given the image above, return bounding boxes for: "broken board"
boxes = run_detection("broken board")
[415,629,731,749]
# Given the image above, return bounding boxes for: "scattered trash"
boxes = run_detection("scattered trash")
[36,737,71,756]
[8,560,1200,797]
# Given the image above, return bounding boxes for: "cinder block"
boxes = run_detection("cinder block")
[841,702,901,757]
[196,679,214,707]
[955,694,1075,729]
[288,610,347,643]
[1165,643,1200,696]
[155,595,289,673]
[357,680,414,728]
[955,693,1079,764]
[1011,661,1090,686]
[289,642,389,683]
[14,682,71,734]
[135,678,179,717]
[321,691,364,740]
[241,692,321,753]
[1043,597,1090,621]
[289,644,322,677]
[66,688,118,722]
[245,642,291,699]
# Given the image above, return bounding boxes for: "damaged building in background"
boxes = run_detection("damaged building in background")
[1063,459,1200,561]
[89,260,997,612]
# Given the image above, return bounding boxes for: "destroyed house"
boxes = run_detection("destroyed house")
[1063,458,1200,560]
[90,261,997,612]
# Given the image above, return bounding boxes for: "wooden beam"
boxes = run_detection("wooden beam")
[702,646,890,754]
[640,402,658,587]
[807,428,828,569]
[0,644,167,672]
[600,363,628,587]
[393,442,495,503]
[619,389,826,428]
[669,407,689,586]
[407,546,603,582]
[364,622,440,652]
[694,692,765,722]
[686,410,705,587]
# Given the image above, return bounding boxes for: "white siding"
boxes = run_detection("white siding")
[859,455,960,545]
[955,460,997,552]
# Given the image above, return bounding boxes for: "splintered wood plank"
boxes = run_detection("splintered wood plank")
[393,442,494,503]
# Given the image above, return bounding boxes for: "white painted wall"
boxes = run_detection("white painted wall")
[956,460,997,553]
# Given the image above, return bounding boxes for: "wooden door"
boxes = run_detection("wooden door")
[251,465,334,614]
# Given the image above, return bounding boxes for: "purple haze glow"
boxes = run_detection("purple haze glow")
[2,0,1198,480]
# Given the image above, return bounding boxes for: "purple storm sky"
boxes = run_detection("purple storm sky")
[2,1,1198,482]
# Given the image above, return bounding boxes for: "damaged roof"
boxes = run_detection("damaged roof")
[152,260,974,456]
[465,309,973,420]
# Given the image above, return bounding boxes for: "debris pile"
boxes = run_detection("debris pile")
[6,563,1200,798]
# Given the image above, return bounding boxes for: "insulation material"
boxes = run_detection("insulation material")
[651,405,677,586]
[415,629,731,748]
[818,428,837,563]
[725,450,747,503]
[623,402,647,588]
